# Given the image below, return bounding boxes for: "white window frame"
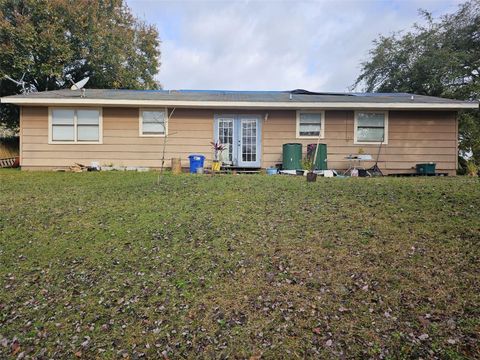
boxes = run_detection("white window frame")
[296,110,325,139]
[139,108,168,137]
[354,110,389,145]
[48,107,103,144]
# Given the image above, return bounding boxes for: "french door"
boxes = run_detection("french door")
[214,115,261,167]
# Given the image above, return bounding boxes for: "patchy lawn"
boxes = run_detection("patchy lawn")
[0,170,479,359]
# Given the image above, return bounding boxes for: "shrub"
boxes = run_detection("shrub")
[466,161,479,176]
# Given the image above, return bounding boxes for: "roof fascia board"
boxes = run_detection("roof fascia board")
[1,97,478,110]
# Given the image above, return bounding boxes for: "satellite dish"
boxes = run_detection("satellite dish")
[70,77,90,90]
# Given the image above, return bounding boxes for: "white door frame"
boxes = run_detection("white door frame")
[214,114,262,168]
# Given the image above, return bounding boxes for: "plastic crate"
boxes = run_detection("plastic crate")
[416,163,436,175]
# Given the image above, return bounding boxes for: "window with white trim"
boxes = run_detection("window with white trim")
[140,109,166,136]
[50,108,101,143]
[296,111,325,138]
[354,111,388,144]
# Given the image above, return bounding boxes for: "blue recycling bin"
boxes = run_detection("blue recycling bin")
[188,154,205,174]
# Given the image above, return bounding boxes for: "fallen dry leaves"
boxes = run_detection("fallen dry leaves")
[0,172,479,358]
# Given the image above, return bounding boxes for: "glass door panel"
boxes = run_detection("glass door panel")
[217,118,234,164]
[215,115,261,168]
[238,117,260,167]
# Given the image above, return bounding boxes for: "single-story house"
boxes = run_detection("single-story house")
[1,89,478,174]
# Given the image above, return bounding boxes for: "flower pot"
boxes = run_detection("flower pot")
[266,167,277,175]
[12,156,20,168]
[212,160,221,172]
[306,172,317,182]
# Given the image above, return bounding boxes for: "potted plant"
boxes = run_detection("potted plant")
[302,157,317,182]
[210,141,226,172]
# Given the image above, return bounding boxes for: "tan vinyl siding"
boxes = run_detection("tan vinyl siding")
[20,106,458,175]
[21,107,215,169]
[263,110,457,174]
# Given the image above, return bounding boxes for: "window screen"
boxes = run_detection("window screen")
[141,110,165,135]
[52,109,75,141]
[356,112,385,142]
[299,112,322,137]
[77,110,100,141]
[51,109,100,143]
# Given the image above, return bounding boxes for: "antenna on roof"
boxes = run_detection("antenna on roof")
[69,76,90,90]
[4,73,37,94]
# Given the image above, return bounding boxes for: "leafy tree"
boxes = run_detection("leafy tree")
[353,0,480,167]
[0,0,161,130]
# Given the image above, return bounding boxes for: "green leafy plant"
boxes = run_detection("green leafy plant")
[302,157,314,172]
[466,161,478,176]
[210,141,226,161]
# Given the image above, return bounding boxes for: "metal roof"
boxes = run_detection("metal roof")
[1,89,478,110]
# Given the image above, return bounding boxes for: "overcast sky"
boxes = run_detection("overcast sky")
[126,0,462,92]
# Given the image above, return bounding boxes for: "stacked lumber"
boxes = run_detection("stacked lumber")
[69,163,88,172]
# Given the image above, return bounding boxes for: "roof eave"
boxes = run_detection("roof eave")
[0,97,478,110]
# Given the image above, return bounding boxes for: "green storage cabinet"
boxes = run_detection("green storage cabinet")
[308,143,328,170]
[282,143,302,170]
[416,163,436,175]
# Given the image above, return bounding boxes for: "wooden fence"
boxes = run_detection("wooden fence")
[0,136,19,159]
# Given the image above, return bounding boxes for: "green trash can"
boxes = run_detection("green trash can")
[307,143,328,170]
[282,143,302,170]
[416,163,436,175]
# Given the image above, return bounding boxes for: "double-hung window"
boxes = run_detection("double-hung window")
[140,109,167,136]
[296,110,325,138]
[354,111,388,144]
[49,108,102,143]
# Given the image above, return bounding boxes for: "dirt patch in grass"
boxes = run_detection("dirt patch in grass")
[0,170,479,358]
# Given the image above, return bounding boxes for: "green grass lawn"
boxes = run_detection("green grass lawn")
[0,170,479,359]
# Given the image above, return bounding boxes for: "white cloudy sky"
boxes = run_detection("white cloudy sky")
[126,0,462,92]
